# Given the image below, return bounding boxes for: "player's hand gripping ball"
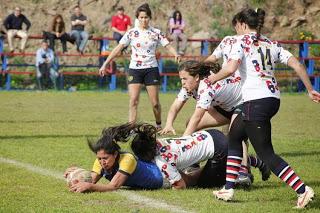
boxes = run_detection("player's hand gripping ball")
[64,167,92,186]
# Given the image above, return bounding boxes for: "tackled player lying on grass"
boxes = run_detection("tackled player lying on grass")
[64,123,270,192]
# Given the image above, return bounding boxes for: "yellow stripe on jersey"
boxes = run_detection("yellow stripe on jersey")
[92,158,102,174]
[91,153,137,175]
[118,153,137,175]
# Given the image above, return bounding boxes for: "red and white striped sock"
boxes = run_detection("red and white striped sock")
[225,156,242,189]
[277,165,306,194]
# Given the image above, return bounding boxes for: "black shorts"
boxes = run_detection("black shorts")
[196,129,228,188]
[127,67,160,85]
[242,97,280,121]
[214,106,234,120]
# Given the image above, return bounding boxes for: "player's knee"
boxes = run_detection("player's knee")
[152,102,161,111]
[129,99,139,108]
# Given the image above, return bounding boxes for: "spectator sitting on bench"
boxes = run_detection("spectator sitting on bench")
[70,5,88,54]
[43,14,70,53]
[35,40,58,90]
[111,6,132,43]
[169,10,187,55]
[3,6,31,53]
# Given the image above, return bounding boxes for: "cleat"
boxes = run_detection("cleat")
[213,186,234,201]
[294,186,315,209]
[259,164,271,181]
[235,173,253,188]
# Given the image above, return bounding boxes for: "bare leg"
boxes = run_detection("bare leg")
[128,83,142,123]
[146,85,161,124]
[185,107,230,130]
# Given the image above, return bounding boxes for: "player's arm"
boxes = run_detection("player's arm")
[99,43,125,76]
[204,54,218,63]
[69,171,128,193]
[160,98,185,135]
[208,59,239,84]
[91,171,101,184]
[183,107,206,136]
[165,44,180,63]
[287,56,320,102]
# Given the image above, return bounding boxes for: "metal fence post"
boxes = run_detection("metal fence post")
[158,57,167,93]
[0,37,10,90]
[109,61,116,91]
[201,40,209,56]
[298,41,309,92]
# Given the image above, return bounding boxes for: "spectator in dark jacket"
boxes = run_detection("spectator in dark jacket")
[70,6,88,54]
[3,7,31,53]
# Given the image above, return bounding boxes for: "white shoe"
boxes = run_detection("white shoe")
[213,186,234,201]
[295,186,315,209]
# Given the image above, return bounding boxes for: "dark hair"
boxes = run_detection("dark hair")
[178,60,221,79]
[172,10,182,25]
[51,14,65,33]
[232,8,266,38]
[117,6,124,11]
[88,122,157,162]
[74,5,80,10]
[135,3,152,19]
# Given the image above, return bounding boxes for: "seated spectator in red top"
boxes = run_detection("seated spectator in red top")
[111,6,132,43]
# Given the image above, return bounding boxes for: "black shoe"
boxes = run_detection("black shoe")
[259,164,271,181]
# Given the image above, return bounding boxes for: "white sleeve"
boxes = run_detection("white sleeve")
[228,37,244,61]
[273,42,293,65]
[155,155,181,185]
[119,31,131,46]
[158,30,170,47]
[212,38,226,59]
[176,88,191,102]
[196,79,214,110]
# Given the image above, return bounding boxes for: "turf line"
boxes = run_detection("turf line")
[0,157,193,213]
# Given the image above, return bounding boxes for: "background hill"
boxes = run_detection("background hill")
[1,0,320,45]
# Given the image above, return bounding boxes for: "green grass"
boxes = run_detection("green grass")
[0,91,319,212]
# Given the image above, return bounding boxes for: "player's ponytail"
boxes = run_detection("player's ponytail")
[256,8,265,39]
[92,122,157,162]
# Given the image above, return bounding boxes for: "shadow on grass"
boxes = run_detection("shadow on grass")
[0,134,96,140]
[279,151,320,157]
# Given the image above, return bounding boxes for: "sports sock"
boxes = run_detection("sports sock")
[225,156,242,189]
[275,162,306,194]
[248,156,264,169]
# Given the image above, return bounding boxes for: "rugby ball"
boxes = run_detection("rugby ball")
[66,168,92,186]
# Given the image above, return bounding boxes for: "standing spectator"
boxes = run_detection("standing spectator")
[169,10,187,55]
[35,40,58,90]
[70,6,88,54]
[111,6,132,43]
[43,14,69,53]
[99,3,180,129]
[3,6,31,53]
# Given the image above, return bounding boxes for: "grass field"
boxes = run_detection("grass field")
[0,91,319,212]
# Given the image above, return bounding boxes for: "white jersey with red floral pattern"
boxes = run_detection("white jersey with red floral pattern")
[120,26,169,69]
[154,130,215,184]
[176,87,197,102]
[229,32,293,102]
[196,75,242,112]
[212,35,238,67]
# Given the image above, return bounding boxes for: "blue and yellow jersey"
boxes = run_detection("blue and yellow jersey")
[92,152,163,189]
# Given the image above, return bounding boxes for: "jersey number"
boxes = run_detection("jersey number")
[257,47,273,70]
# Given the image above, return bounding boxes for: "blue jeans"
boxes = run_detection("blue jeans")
[70,30,88,52]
